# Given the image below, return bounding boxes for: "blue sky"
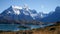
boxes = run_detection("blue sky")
[0,0,60,13]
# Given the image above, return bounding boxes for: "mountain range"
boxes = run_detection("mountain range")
[41,6,60,23]
[0,5,60,24]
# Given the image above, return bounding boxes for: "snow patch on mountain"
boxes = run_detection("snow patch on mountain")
[30,14,38,19]
[13,8,20,15]
[7,11,11,14]
[12,5,22,9]
[23,11,29,15]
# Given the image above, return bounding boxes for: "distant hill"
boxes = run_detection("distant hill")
[41,6,60,23]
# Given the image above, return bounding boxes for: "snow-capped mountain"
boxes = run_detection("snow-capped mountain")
[0,5,60,24]
[0,5,40,24]
[41,6,60,22]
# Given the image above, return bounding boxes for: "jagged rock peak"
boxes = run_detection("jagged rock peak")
[55,6,60,11]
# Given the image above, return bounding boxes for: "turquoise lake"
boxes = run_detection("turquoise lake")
[0,24,53,31]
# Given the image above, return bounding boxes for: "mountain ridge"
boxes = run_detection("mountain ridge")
[0,5,60,24]
[0,5,41,24]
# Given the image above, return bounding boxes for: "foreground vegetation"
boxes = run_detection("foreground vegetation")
[0,21,60,34]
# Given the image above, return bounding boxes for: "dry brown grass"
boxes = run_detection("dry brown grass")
[32,25,60,34]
